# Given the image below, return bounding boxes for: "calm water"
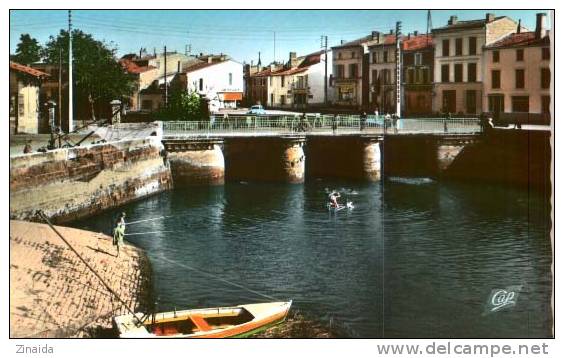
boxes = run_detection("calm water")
[71,179,552,338]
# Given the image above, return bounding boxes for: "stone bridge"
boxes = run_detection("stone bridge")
[162,133,482,185]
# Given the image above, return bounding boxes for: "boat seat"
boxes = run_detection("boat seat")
[189,314,213,331]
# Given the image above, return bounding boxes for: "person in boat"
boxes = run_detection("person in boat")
[113,212,126,257]
[329,191,341,208]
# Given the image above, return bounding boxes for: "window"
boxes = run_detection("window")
[441,64,449,82]
[488,94,504,114]
[407,68,415,84]
[515,69,525,89]
[541,68,551,89]
[280,95,286,105]
[455,38,463,56]
[415,68,421,83]
[269,77,273,86]
[415,53,423,66]
[542,47,550,60]
[466,90,477,114]
[383,51,388,63]
[442,90,456,113]
[229,73,233,86]
[18,94,25,116]
[516,49,524,61]
[281,75,285,87]
[467,63,477,82]
[199,78,203,91]
[491,70,501,89]
[512,96,529,112]
[469,37,477,55]
[442,39,450,56]
[372,52,377,63]
[337,65,345,78]
[454,64,463,82]
[371,69,378,84]
[541,95,551,114]
[351,51,356,59]
[492,51,499,63]
[338,52,342,60]
[349,64,358,78]
[422,68,429,84]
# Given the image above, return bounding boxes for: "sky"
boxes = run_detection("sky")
[10,10,551,64]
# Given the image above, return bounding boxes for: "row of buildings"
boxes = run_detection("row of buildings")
[246,12,551,119]
[9,12,551,134]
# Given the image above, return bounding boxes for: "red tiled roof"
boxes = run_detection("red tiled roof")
[485,31,550,49]
[184,61,220,73]
[272,67,308,76]
[402,34,434,51]
[119,59,156,74]
[10,61,49,78]
[298,51,323,68]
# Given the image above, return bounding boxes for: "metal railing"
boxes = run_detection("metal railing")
[162,114,481,137]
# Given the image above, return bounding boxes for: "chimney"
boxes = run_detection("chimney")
[371,31,379,40]
[413,30,418,36]
[207,56,213,64]
[486,13,495,23]
[389,29,394,35]
[289,52,298,67]
[341,39,346,44]
[517,19,522,34]
[377,33,381,42]
[535,13,547,39]
[407,33,411,39]
[448,16,458,25]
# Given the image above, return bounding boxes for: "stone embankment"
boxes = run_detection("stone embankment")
[10,133,172,223]
[10,220,152,338]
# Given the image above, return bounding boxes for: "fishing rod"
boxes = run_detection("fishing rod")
[154,254,280,302]
[124,230,179,236]
[38,211,144,327]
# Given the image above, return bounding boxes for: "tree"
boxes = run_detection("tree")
[13,34,42,64]
[155,89,207,121]
[43,29,135,121]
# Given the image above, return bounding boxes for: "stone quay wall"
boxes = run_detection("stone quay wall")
[10,136,172,223]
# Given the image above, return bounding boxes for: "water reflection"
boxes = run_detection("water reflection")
[70,180,551,338]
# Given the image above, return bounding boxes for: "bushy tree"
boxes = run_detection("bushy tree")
[43,29,135,121]
[155,89,207,121]
[13,34,42,64]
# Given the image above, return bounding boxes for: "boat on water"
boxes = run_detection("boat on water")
[113,301,292,338]
[327,201,354,211]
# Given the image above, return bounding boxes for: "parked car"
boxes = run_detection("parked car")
[247,105,266,115]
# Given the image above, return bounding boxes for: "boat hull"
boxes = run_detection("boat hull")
[114,301,292,338]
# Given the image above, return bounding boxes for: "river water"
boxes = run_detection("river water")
[71,179,552,338]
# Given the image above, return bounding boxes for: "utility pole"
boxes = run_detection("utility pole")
[68,10,73,132]
[164,46,168,108]
[321,35,328,105]
[395,21,402,117]
[58,47,62,134]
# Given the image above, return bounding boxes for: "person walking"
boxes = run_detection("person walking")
[360,111,367,131]
[113,212,126,257]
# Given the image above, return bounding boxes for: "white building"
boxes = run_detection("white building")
[183,56,243,112]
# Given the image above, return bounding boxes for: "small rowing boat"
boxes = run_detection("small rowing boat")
[327,201,354,211]
[113,301,292,338]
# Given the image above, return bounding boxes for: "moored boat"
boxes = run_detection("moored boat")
[113,301,292,338]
